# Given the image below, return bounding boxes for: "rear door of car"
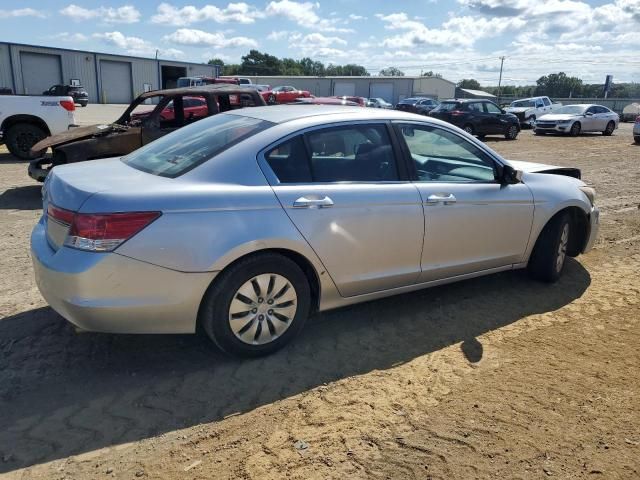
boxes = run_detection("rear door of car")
[394,121,534,281]
[467,101,490,134]
[259,121,425,297]
[593,106,613,130]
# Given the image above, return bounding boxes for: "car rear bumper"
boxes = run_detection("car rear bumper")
[31,218,216,334]
[583,207,600,253]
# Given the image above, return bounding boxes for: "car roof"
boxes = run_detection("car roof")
[137,84,258,99]
[226,104,432,124]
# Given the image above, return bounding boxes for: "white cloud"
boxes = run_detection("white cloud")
[267,30,289,41]
[0,8,46,19]
[348,14,366,20]
[151,2,263,26]
[265,0,353,32]
[51,32,88,42]
[93,31,183,58]
[163,28,258,48]
[60,4,140,23]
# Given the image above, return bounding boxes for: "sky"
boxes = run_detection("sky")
[1,0,640,86]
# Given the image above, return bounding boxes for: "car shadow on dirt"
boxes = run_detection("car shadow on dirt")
[0,259,591,472]
[0,185,42,210]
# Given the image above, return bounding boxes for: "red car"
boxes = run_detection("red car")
[295,97,359,106]
[131,96,209,122]
[261,86,311,104]
[331,96,367,106]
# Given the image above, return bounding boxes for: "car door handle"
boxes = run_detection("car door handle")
[425,193,457,206]
[293,196,334,208]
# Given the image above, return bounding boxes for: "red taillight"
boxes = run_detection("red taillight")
[47,204,75,225]
[450,110,465,116]
[66,211,161,252]
[59,100,75,111]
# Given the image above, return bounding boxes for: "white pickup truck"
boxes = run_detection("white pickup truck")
[505,96,562,127]
[0,95,77,159]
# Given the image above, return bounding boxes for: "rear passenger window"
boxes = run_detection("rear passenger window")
[265,136,312,183]
[306,125,399,182]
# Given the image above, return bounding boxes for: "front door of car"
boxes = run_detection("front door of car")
[581,106,599,131]
[260,123,425,297]
[483,101,509,134]
[394,122,534,282]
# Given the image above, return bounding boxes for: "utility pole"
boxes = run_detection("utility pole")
[497,56,506,104]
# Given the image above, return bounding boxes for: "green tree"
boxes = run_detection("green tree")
[457,79,482,90]
[239,50,283,75]
[299,57,325,76]
[281,58,304,75]
[379,67,405,76]
[535,72,583,97]
[207,57,225,67]
[421,70,442,78]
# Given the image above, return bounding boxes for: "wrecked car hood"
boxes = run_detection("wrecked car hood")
[31,124,124,151]
[507,160,581,179]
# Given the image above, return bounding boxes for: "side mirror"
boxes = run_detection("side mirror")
[502,164,523,184]
[585,112,593,116]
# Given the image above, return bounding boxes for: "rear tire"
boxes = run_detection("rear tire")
[200,253,311,357]
[5,123,47,160]
[602,121,615,136]
[528,213,571,283]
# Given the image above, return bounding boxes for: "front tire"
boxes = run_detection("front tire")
[528,213,571,283]
[569,122,581,137]
[267,94,276,105]
[462,124,474,135]
[602,121,615,136]
[200,253,311,357]
[505,124,519,140]
[5,123,47,160]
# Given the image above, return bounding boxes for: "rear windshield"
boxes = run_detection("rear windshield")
[122,113,273,178]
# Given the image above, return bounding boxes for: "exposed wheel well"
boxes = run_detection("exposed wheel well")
[196,248,322,331]
[1,115,50,136]
[535,207,589,258]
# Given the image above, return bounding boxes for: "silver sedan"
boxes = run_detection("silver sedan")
[31,106,599,356]
[534,104,619,136]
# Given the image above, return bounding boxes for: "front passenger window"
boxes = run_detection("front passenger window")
[397,124,497,183]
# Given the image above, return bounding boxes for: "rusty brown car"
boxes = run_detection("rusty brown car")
[28,84,266,181]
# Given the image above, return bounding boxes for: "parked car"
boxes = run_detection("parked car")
[534,104,619,136]
[248,84,271,92]
[28,84,265,181]
[32,105,599,357]
[367,97,393,109]
[429,99,520,140]
[331,96,367,106]
[621,102,640,122]
[261,86,311,104]
[219,76,253,85]
[505,96,561,127]
[43,84,89,107]
[0,93,76,159]
[395,97,439,115]
[294,97,359,106]
[633,115,640,144]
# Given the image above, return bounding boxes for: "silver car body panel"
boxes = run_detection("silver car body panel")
[32,105,598,334]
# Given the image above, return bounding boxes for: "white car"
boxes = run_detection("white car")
[367,98,393,109]
[534,104,619,137]
[0,94,77,159]
[505,96,561,127]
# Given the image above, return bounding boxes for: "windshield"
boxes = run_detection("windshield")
[375,98,389,104]
[555,105,587,115]
[510,99,535,108]
[123,114,273,177]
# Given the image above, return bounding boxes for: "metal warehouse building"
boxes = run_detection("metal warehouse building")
[247,75,456,105]
[0,42,216,104]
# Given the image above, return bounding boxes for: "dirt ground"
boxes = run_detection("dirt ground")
[0,123,639,480]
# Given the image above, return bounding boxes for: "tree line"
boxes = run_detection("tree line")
[208,51,440,78]
[459,73,640,99]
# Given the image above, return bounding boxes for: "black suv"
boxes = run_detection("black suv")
[395,97,439,115]
[43,84,89,107]
[429,99,520,139]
